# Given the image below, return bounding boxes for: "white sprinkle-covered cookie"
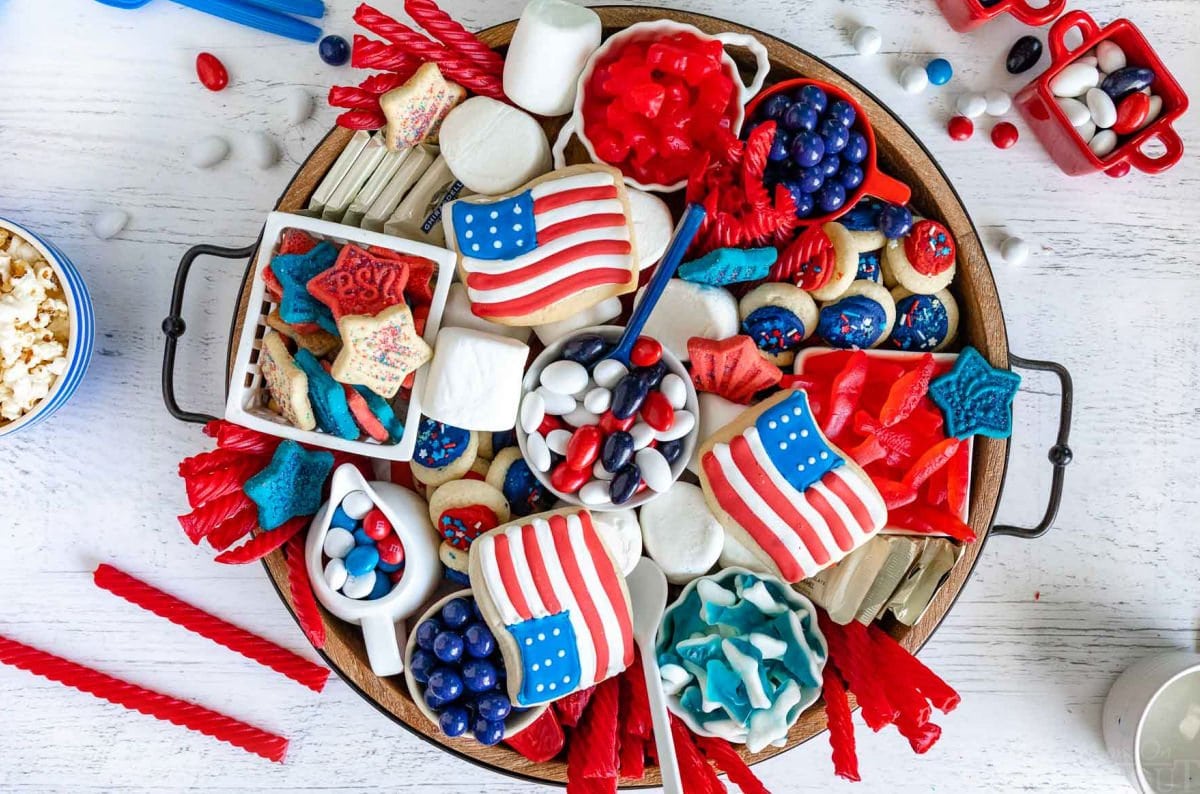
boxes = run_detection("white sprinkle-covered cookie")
[258,331,315,431]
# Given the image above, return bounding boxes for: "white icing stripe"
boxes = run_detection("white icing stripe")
[711,443,818,578]
[534,199,626,231]
[529,171,617,198]
[466,255,632,304]
[477,537,523,626]
[460,225,630,274]
[507,521,548,620]
[829,466,889,530]
[568,513,626,682]
[743,429,842,562]
[810,478,866,560]
[536,518,597,688]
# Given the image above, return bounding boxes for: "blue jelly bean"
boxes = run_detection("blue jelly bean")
[610,464,641,505]
[462,658,499,693]
[840,164,865,190]
[789,131,825,168]
[353,528,375,546]
[441,597,472,629]
[635,361,668,387]
[367,573,392,600]
[344,545,379,576]
[410,648,437,684]
[828,99,857,128]
[611,374,650,420]
[439,705,470,738]
[601,430,635,473]
[464,621,496,658]
[473,717,506,746]
[415,618,441,651]
[843,131,868,164]
[817,182,847,213]
[926,58,953,86]
[1101,66,1155,100]
[761,93,792,120]
[657,438,684,466]
[880,204,914,239]
[560,334,607,366]
[795,168,823,194]
[819,117,849,154]
[427,667,464,703]
[798,84,828,112]
[476,692,513,722]
[318,35,351,66]
[818,153,841,179]
[782,102,818,132]
[330,506,357,531]
[433,630,465,663]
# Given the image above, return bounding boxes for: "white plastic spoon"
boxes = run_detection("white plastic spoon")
[627,557,682,794]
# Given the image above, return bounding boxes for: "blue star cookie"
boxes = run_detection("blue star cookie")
[678,247,777,286]
[928,346,1021,439]
[244,439,334,530]
[293,348,359,440]
[273,241,339,334]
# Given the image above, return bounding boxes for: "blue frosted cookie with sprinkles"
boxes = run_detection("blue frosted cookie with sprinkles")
[856,248,883,283]
[737,283,817,367]
[887,287,959,352]
[411,416,478,487]
[486,447,555,518]
[838,197,886,252]
[815,280,896,349]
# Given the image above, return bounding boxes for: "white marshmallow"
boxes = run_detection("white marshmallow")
[639,482,723,584]
[637,279,739,362]
[533,295,622,346]
[442,283,532,342]
[438,97,552,195]
[502,0,601,117]
[627,189,673,271]
[718,529,770,573]
[420,326,529,431]
[590,507,642,576]
[688,392,748,474]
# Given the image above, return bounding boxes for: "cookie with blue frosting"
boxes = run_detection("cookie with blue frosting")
[486,447,555,518]
[410,416,478,486]
[815,280,896,349]
[839,197,887,252]
[887,287,959,352]
[737,283,817,367]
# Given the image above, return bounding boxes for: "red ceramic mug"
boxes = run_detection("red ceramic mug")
[1014,10,1189,177]
[935,0,1065,33]
[744,78,911,226]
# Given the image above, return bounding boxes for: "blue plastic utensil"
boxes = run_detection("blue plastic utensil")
[95,0,324,42]
[602,202,706,367]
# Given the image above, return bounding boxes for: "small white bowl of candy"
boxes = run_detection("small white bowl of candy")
[515,325,699,510]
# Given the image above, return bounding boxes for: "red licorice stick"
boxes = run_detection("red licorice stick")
[0,634,288,762]
[185,458,265,509]
[94,564,328,693]
[179,447,255,478]
[214,516,307,565]
[336,109,387,131]
[693,735,770,794]
[358,71,410,94]
[178,490,252,545]
[329,86,384,110]
[403,0,505,76]
[821,665,860,782]
[818,612,896,731]
[206,505,259,552]
[203,420,277,455]
[284,531,326,650]
[352,35,421,74]
[669,715,724,794]
[868,624,961,713]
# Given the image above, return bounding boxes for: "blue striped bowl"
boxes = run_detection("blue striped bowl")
[0,217,95,436]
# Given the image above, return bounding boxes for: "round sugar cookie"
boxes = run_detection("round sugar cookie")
[856,248,883,283]
[486,446,555,517]
[887,287,959,352]
[838,197,887,253]
[883,218,956,294]
[815,280,896,349]
[590,508,642,576]
[410,418,479,487]
[438,96,552,195]
[428,479,511,578]
[638,482,723,585]
[738,283,818,367]
[808,222,860,302]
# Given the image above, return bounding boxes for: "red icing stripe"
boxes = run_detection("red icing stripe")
[522,521,562,616]
[471,269,632,319]
[466,240,632,290]
[536,214,628,246]
[805,485,855,553]
[578,512,634,670]
[532,185,617,213]
[729,436,830,567]
[493,532,533,621]
[549,513,608,684]
[701,450,804,582]
[823,470,876,533]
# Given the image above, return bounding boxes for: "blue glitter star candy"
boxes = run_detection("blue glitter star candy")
[244,439,334,530]
[928,346,1021,439]
[272,241,338,334]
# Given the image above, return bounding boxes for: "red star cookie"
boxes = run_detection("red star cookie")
[307,244,410,321]
[687,334,782,404]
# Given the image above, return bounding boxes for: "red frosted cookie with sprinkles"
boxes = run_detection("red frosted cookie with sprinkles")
[884,219,957,294]
[427,479,510,583]
[771,222,859,302]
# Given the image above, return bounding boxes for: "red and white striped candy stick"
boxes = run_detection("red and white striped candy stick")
[403,0,505,77]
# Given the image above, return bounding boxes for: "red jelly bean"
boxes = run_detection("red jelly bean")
[1112,92,1150,135]
[196,52,229,92]
[947,116,973,141]
[630,337,663,368]
[538,414,565,436]
[377,535,405,566]
[550,461,591,494]
[990,122,1019,150]
[598,410,636,434]
[641,390,675,432]
[363,508,392,541]
[565,425,603,470]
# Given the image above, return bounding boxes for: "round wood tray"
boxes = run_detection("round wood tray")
[242,6,1011,786]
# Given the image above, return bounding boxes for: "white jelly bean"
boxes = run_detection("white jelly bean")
[955,93,987,119]
[546,428,572,456]
[1050,62,1100,98]
[579,479,612,506]
[562,405,600,428]
[92,209,129,240]
[1097,41,1126,73]
[1000,237,1030,266]
[852,26,882,56]
[1089,129,1118,158]
[1140,95,1163,130]
[593,459,614,481]
[635,447,673,493]
[1056,97,1091,127]
[654,409,695,442]
[324,558,348,591]
[1075,119,1097,144]
[246,132,279,170]
[537,385,576,415]
[593,359,627,389]
[342,490,374,520]
[630,422,655,450]
[526,431,552,472]
[540,359,589,396]
[984,89,1012,117]
[583,387,612,414]
[900,64,928,94]
[1086,87,1117,129]
[660,373,687,409]
[342,570,376,599]
[520,390,546,434]
[1076,54,1098,68]
[323,527,357,559]
[188,135,230,169]
[285,87,314,125]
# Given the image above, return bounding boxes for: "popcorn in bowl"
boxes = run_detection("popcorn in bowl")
[0,227,71,424]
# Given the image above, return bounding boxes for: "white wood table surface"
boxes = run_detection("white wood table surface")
[1,0,1197,791]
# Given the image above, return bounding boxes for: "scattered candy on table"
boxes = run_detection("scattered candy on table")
[947,115,973,141]
[990,121,1019,149]
[319,35,352,66]
[900,64,929,94]
[196,52,229,91]
[851,26,882,56]
[925,58,953,86]
[1006,35,1043,74]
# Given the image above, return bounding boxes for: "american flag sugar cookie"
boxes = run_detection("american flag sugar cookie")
[697,389,888,583]
[467,508,634,707]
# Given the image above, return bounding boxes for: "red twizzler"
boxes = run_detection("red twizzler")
[214,516,307,565]
[285,531,327,650]
[404,0,505,76]
[821,665,860,781]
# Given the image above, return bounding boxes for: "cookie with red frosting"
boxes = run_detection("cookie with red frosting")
[307,243,410,321]
[883,218,956,294]
[428,479,511,583]
[770,222,858,302]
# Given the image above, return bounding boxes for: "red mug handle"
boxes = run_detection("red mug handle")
[861,166,912,208]
[1048,10,1101,63]
[1126,127,1185,174]
[1009,0,1067,28]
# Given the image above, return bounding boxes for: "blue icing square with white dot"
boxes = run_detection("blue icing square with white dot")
[451,193,537,260]
[509,611,581,706]
[753,391,844,492]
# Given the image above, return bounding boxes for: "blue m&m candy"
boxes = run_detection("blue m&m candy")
[344,545,379,576]
[318,35,351,66]
[441,597,472,629]
[427,667,464,703]
[415,618,441,651]
[330,506,357,530]
[433,630,465,663]
[476,692,513,722]
[353,528,375,546]
[462,658,499,693]
[473,717,506,746]
[926,58,953,86]
[464,621,496,658]
[367,573,392,600]
[439,706,470,738]
[410,648,437,684]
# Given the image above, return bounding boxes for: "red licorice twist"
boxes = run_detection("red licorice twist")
[214,516,307,565]
[285,531,327,650]
[337,109,388,130]
[206,506,260,552]
[821,665,860,781]
[352,35,421,73]
[178,490,252,545]
[403,0,505,76]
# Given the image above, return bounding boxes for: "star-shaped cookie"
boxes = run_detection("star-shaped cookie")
[380,61,465,151]
[243,439,334,530]
[306,243,410,321]
[331,303,432,399]
[928,346,1021,439]
[273,240,339,334]
[258,331,315,431]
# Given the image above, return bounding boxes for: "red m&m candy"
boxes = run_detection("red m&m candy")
[363,508,393,541]
[947,115,974,141]
[196,52,229,92]
[630,336,663,367]
[378,536,405,566]
[990,122,1019,150]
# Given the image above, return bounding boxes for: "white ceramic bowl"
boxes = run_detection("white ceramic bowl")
[0,217,94,437]
[403,589,548,741]
[516,325,700,511]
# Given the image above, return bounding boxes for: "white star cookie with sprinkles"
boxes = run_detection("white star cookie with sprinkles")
[330,303,432,399]
[258,331,316,431]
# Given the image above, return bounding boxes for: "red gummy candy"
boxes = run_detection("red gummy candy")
[505,708,565,763]
[278,229,319,256]
[890,503,976,543]
[178,490,252,545]
[687,335,782,405]
[669,715,724,794]
[824,350,869,438]
[196,52,229,91]
[206,505,260,552]
[879,354,936,427]
[946,442,970,518]
[901,437,961,491]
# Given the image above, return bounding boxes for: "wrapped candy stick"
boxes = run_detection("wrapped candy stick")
[403,0,505,76]
[0,634,288,762]
[93,565,328,693]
